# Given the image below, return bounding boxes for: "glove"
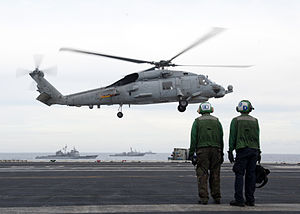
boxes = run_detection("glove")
[228,151,234,163]
[257,151,262,164]
[190,153,197,166]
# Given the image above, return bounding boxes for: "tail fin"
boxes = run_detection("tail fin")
[30,69,65,106]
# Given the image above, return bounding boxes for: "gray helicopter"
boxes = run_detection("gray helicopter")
[22,28,250,118]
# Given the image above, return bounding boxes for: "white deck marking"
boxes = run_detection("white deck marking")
[1,204,300,213]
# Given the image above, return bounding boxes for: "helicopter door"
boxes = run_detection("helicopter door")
[161,80,176,99]
[181,78,191,90]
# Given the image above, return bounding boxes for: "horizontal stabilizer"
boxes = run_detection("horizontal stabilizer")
[36,92,52,106]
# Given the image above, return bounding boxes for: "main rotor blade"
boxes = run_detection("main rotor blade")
[169,27,225,62]
[60,47,154,65]
[141,66,156,72]
[175,64,253,68]
[34,54,44,69]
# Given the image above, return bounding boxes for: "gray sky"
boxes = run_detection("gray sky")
[1,0,300,153]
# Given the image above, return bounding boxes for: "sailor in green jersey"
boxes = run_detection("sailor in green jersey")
[228,100,261,207]
[189,102,224,205]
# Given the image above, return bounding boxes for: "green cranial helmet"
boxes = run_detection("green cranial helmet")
[236,100,254,113]
[197,102,214,114]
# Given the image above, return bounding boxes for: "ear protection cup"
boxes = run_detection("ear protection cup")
[249,103,253,112]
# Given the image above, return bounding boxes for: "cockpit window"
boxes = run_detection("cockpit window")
[199,76,209,85]
[106,73,139,88]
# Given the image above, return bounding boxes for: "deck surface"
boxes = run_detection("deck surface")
[0,161,299,213]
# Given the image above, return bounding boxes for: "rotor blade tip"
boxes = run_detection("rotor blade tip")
[213,27,226,31]
[59,47,68,51]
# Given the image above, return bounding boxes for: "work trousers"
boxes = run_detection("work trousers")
[196,147,222,202]
[233,147,258,203]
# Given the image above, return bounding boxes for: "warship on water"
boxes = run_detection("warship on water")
[145,150,156,154]
[35,146,98,159]
[110,148,146,157]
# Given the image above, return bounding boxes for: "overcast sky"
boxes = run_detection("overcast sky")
[1,0,300,153]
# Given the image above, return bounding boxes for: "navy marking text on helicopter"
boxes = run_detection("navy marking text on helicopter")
[22,28,251,118]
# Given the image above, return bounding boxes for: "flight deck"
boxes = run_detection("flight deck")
[0,161,299,213]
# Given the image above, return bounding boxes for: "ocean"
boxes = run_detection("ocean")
[0,153,300,163]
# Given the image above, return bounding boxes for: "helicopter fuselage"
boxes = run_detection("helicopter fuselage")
[62,70,231,108]
[30,68,232,118]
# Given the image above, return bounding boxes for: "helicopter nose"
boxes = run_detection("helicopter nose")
[213,85,226,98]
[212,84,221,94]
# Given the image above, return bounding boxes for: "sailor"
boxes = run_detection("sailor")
[189,102,224,204]
[228,100,261,207]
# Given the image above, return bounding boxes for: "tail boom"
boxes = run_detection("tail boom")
[30,70,65,106]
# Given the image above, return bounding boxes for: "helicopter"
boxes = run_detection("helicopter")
[21,28,251,118]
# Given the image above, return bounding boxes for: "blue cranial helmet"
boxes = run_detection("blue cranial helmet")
[236,100,254,113]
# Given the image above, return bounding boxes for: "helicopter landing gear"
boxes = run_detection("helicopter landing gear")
[117,104,123,118]
[177,98,188,112]
[179,99,188,108]
[177,105,186,112]
[117,112,123,118]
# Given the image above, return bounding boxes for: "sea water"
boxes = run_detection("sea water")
[0,153,169,162]
[0,153,300,163]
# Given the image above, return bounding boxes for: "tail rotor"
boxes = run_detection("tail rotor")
[34,54,43,70]
[16,55,57,78]
[17,55,58,91]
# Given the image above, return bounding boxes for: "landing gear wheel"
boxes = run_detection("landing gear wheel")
[117,112,123,118]
[179,100,188,107]
[117,104,123,118]
[177,105,186,112]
